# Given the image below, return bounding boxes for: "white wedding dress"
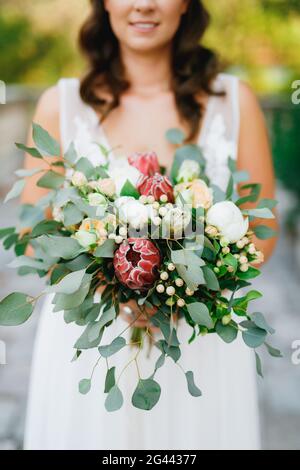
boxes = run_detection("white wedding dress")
[24,74,261,450]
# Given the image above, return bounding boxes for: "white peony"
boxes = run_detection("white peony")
[206,201,249,244]
[88,193,107,207]
[115,197,149,230]
[71,171,87,188]
[108,158,142,196]
[177,160,200,183]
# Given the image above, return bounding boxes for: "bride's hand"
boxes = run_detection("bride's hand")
[120,299,159,331]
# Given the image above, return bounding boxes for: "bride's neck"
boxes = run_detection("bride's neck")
[120,43,173,97]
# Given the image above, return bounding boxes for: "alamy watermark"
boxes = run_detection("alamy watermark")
[291,80,300,105]
[0,340,7,365]
[291,340,300,365]
[0,80,6,104]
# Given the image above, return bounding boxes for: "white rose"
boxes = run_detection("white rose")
[88,193,107,207]
[73,230,97,248]
[71,171,87,188]
[108,158,142,196]
[177,160,200,183]
[116,197,149,230]
[206,201,249,244]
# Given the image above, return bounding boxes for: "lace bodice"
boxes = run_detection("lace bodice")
[58,73,240,190]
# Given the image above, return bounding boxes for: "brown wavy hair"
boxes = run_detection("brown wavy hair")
[79,0,224,143]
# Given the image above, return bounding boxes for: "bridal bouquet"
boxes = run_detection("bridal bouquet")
[0,124,281,411]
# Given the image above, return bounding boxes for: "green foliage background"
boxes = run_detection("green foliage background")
[0,0,299,93]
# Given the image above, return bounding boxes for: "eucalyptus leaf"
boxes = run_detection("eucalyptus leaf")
[0,293,34,326]
[165,128,186,145]
[37,171,65,190]
[254,225,277,240]
[65,142,78,164]
[78,378,91,395]
[244,208,275,219]
[264,342,283,358]
[74,321,104,350]
[187,302,214,329]
[98,337,126,358]
[94,239,116,258]
[32,122,60,156]
[105,385,124,412]
[185,371,202,397]
[45,269,87,295]
[4,179,25,203]
[255,352,264,378]
[15,167,43,177]
[216,322,238,343]
[242,327,267,348]
[132,379,161,411]
[104,367,116,393]
[88,305,116,342]
[251,312,275,335]
[63,203,84,226]
[36,235,85,260]
[16,142,43,159]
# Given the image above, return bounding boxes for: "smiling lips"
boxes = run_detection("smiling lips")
[129,21,159,32]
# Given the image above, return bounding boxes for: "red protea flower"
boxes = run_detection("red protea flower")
[128,151,160,176]
[113,238,161,290]
[137,173,174,202]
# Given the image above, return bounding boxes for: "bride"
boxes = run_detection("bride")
[22,0,277,450]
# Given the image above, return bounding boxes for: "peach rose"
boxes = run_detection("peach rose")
[175,179,213,210]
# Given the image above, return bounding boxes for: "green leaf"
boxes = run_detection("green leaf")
[7,256,51,271]
[16,142,43,159]
[255,352,264,378]
[75,157,95,178]
[216,322,238,343]
[187,302,214,329]
[88,305,116,342]
[254,225,277,240]
[31,220,61,238]
[0,227,15,240]
[98,337,126,358]
[4,179,25,203]
[242,327,267,348]
[264,342,283,358]
[19,204,45,229]
[63,202,84,226]
[105,385,124,412]
[74,321,104,350]
[53,274,92,311]
[78,378,91,395]
[104,367,116,393]
[37,171,65,190]
[237,266,260,280]
[64,142,78,164]
[45,269,86,295]
[32,122,60,156]
[94,239,116,258]
[132,379,161,411]
[36,235,85,260]
[202,266,220,291]
[165,128,186,145]
[226,174,234,199]
[156,340,181,363]
[15,167,43,177]
[244,208,275,219]
[120,179,140,199]
[257,198,278,210]
[0,293,34,326]
[185,371,202,397]
[171,249,205,267]
[251,312,275,335]
[223,253,238,271]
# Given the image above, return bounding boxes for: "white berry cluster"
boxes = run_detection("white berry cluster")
[155,262,194,308]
